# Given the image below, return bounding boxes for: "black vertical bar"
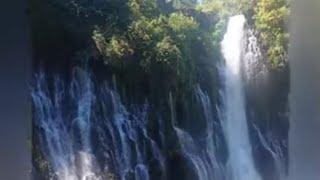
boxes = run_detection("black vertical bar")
[0,0,32,179]
[288,0,320,179]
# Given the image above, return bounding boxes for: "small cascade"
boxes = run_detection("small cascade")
[174,127,210,180]
[252,124,287,179]
[173,86,224,180]
[220,15,262,180]
[195,86,225,180]
[243,30,267,82]
[104,90,165,180]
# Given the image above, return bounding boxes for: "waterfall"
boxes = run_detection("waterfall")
[219,15,261,180]
[31,13,288,180]
[32,68,165,180]
[32,68,100,180]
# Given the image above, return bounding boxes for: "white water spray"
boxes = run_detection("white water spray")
[220,15,262,180]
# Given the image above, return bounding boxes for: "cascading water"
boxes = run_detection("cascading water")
[252,124,287,179]
[220,15,262,180]
[173,86,224,180]
[31,68,165,180]
[103,89,165,180]
[32,68,100,180]
[243,29,267,82]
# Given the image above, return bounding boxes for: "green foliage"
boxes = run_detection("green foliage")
[100,1,218,96]
[32,0,220,104]
[254,0,290,68]
[92,30,133,63]
[198,0,252,15]
[171,0,198,9]
[168,13,199,34]
[155,36,182,66]
[106,36,133,59]
[88,0,216,97]
[196,0,252,50]
[196,1,223,14]
[128,0,159,18]
[128,16,171,69]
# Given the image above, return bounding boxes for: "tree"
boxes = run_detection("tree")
[254,0,290,68]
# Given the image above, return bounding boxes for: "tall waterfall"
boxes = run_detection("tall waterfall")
[220,15,262,180]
